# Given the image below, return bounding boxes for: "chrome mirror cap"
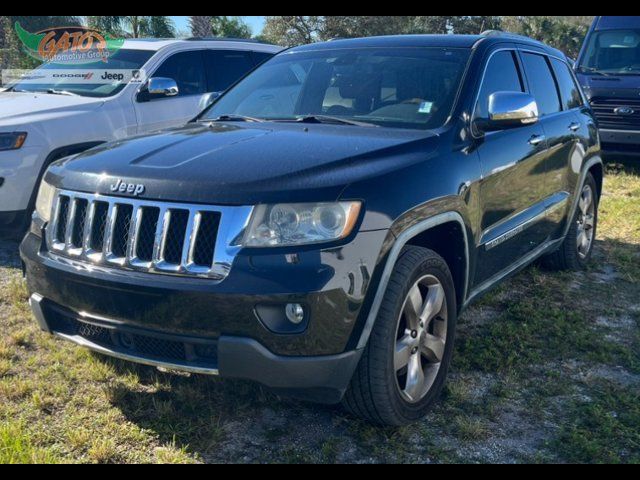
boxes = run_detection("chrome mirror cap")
[487,91,539,129]
[147,77,179,97]
[198,91,222,112]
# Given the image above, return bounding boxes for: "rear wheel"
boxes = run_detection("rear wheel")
[543,172,598,271]
[343,246,457,426]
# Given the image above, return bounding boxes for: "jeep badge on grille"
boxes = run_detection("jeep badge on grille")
[110,179,145,196]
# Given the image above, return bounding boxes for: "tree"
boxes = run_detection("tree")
[262,16,594,57]
[262,16,323,46]
[322,16,414,39]
[450,16,502,34]
[210,16,252,39]
[189,16,212,37]
[86,16,175,38]
[500,16,593,58]
[142,16,175,38]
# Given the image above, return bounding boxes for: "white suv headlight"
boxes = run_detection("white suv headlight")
[0,132,27,151]
[242,201,362,247]
[35,179,56,223]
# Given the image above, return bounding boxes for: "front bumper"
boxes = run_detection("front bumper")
[29,293,361,403]
[21,226,389,403]
[0,146,44,213]
[600,129,640,156]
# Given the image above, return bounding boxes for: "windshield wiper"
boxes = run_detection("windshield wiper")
[45,88,79,96]
[207,114,265,123]
[577,66,612,77]
[290,115,377,127]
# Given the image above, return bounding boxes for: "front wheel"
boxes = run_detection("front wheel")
[543,172,598,271]
[342,246,457,426]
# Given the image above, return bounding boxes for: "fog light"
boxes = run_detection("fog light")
[285,303,305,324]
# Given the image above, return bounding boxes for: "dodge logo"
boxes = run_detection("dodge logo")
[614,106,635,116]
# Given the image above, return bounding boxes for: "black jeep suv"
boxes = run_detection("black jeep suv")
[21,33,602,426]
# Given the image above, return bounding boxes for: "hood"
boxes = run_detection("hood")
[0,91,103,127]
[47,122,440,205]
[577,73,640,100]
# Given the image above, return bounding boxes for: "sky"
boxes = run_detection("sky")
[170,16,266,37]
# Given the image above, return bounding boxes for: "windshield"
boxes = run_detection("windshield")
[202,47,470,130]
[5,49,154,98]
[579,29,640,75]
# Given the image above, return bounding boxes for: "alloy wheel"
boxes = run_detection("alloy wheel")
[394,274,448,403]
[576,184,595,259]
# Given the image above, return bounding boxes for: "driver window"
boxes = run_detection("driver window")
[476,51,524,119]
[153,51,206,97]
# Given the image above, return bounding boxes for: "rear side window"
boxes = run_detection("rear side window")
[521,53,561,116]
[476,50,523,119]
[252,51,276,67]
[550,58,583,110]
[154,51,206,97]
[205,50,255,92]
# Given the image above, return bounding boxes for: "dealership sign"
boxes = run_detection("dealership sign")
[14,22,124,64]
[2,69,146,86]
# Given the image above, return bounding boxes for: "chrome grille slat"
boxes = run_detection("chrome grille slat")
[153,208,171,266]
[82,201,96,254]
[45,189,253,281]
[127,206,144,267]
[181,210,198,270]
[64,198,77,251]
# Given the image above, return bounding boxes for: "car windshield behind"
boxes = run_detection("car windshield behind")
[5,49,154,98]
[202,47,470,130]
[579,29,640,75]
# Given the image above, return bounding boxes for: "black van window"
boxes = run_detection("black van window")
[521,53,561,116]
[476,50,523,119]
[205,50,254,92]
[154,51,206,96]
[551,58,583,110]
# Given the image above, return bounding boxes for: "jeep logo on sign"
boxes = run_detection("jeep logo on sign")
[110,179,145,196]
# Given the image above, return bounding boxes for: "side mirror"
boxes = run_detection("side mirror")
[480,92,539,132]
[198,91,222,112]
[147,77,179,97]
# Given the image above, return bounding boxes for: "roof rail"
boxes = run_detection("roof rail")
[480,30,548,45]
[185,36,263,44]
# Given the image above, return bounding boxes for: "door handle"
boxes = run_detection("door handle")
[528,134,546,146]
[569,122,581,132]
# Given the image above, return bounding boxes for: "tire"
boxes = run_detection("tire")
[343,246,457,426]
[542,172,598,271]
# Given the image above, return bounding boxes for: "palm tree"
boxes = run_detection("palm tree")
[87,16,175,38]
[189,16,212,37]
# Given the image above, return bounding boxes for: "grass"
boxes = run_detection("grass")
[0,161,638,463]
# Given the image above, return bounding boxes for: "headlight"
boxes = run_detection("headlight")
[0,132,27,151]
[242,201,362,247]
[35,179,56,223]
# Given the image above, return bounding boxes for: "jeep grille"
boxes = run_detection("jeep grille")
[46,190,253,280]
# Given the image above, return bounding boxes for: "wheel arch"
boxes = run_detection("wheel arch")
[588,160,604,201]
[355,211,471,350]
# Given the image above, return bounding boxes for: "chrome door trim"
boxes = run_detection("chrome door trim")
[356,211,470,350]
[464,237,563,306]
[464,156,602,308]
[483,209,546,251]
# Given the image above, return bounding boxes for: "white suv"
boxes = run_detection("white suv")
[0,38,281,233]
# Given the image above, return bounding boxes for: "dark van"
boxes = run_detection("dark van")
[576,16,640,156]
